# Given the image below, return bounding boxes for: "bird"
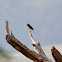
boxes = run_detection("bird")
[27,24,35,33]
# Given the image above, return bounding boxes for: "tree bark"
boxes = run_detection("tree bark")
[51,46,62,62]
[5,20,62,62]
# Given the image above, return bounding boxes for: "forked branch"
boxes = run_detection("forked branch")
[5,20,62,62]
[28,30,52,62]
[5,21,49,62]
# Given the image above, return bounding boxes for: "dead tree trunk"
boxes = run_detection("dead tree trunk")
[5,20,62,62]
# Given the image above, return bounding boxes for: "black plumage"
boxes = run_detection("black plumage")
[27,24,34,30]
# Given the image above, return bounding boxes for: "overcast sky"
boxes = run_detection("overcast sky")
[0,0,62,62]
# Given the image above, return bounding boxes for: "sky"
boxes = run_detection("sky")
[0,0,62,62]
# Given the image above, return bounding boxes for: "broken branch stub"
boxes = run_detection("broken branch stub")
[51,46,62,62]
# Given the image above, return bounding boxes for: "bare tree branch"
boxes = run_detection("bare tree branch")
[28,30,52,62]
[51,46,62,62]
[5,20,62,62]
[5,20,9,35]
[5,21,48,62]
